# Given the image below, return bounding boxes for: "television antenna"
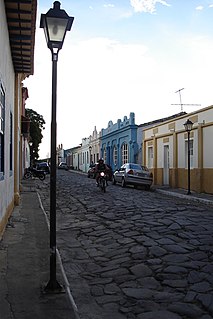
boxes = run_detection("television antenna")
[171,88,201,112]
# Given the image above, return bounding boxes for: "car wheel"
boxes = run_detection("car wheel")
[112,176,116,185]
[121,178,126,188]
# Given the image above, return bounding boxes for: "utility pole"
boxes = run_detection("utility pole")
[171,88,201,112]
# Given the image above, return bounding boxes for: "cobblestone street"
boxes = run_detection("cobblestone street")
[38,170,213,319]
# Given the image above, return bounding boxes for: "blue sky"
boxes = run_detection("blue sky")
[24,0,213,158]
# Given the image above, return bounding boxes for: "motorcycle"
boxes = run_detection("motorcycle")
[24,167,46,181]
[98,171,107,193]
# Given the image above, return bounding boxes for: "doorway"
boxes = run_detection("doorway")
[163,145,169,185]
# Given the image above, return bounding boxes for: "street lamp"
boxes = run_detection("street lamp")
[184,119,193,195]
[40,1,74,293]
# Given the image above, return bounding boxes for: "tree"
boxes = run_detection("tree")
[25,108,46,163]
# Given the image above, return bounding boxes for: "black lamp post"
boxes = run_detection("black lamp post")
[40,1,74,293]
[184,119,193,195]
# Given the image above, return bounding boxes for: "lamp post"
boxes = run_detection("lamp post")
[29,141,33,166]
[184,119,193,195]
[40,1,74,293]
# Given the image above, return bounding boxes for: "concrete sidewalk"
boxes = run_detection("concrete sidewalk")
[0,180,77,319]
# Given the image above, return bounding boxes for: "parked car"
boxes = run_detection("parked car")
[58,162,68,170]
[87,163,113,181]
[36,162,50,174]
[112,163,153,190]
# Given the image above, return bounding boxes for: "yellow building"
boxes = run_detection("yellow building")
[143,106,213,194]
[0,0,36,238]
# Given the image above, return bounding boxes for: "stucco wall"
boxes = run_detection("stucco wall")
[203,126,213,168]
[101,113,138,170]
[0,0,15,235]
[143,106,213,194]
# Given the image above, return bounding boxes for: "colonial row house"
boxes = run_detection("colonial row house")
[0,0,37,238]
[143,105,213,194]
[63,107,212,194]
[64,111,186,173]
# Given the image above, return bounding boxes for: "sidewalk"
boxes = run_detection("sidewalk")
[0,179,77,319]
[154,185,213,206]
[0,177,213,319]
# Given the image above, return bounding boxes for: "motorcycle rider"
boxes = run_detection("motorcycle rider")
[95,158,109,186]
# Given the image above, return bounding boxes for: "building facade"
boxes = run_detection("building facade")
[101,113,138,171]
[0,0,36,237]
[143,106,213,194]
[64,126,101,173]
[80,137,90,172]
[89,126,101,165]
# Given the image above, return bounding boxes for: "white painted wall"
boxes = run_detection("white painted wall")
[144,106,213,172]
[0,0,15,224]
[203,126,213,168]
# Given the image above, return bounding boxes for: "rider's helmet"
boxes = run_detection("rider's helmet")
[98,158,104,164]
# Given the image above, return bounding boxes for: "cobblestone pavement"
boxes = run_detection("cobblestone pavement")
[37,170,213,319]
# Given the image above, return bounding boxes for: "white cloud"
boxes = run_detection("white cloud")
[24,25,213,159]
[209,4,213,8]
[103,4,115,8]
[130,0,170,14]
[196,5,203,10]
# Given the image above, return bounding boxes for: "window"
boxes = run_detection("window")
[185,139,193,168]
[113,145,117,165]
[121,143,128,164]
[103,147,106,162]
[0,84,5,179]
[148,147,153,168]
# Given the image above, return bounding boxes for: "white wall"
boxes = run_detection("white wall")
[203,126,213,168]
[0,0,15,224]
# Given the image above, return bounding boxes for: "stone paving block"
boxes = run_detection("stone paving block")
[137,310,182,319]
[130,263,152,277]
[168,302,203,318]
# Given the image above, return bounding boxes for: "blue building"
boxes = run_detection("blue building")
[100,113,138,172]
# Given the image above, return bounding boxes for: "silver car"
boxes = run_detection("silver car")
[58,162,68,170]
[112,163,153,190]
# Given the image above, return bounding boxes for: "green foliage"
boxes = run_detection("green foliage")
[25,108,46,162]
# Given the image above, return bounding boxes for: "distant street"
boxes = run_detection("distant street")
[38,170,213,319]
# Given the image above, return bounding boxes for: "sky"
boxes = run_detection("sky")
[24,0,213,159]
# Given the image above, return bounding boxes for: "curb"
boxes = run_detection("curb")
[156,188,213,206]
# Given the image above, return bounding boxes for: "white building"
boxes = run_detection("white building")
[143,105,213,194]
[0,0,36,237]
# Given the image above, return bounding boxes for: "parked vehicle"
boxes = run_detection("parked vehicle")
[87,163,97,178]
[112,163,153,190]
[58,162,68,170]
[98,171,107,193]
[88,163,113,181]
[24,167,46,181]
[37,162,50,174]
